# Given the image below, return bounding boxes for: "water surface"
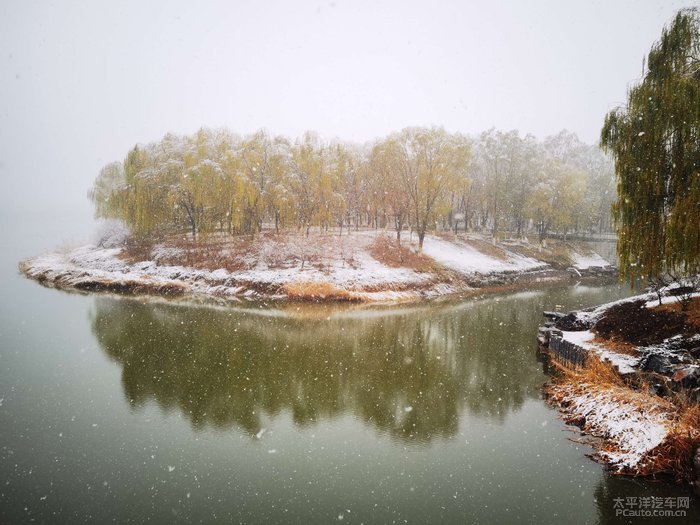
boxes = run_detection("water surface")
[1,215,698,524]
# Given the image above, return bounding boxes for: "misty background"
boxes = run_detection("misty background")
[0,0,691,248]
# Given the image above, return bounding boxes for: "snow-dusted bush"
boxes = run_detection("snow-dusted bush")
[93,219,130,248]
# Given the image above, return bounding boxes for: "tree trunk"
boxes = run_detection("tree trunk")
[183,205,196,240]
[538,221,547,243]
[418,231,426,250]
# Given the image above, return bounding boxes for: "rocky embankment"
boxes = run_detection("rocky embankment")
[538,287,700,490]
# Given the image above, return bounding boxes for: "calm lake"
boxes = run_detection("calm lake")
[1,212,698,524]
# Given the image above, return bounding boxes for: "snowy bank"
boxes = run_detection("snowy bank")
[21,244,426,303]
[20,231,614,304]
[560,330,641,374]
[420,236,546,275]
[549,381,671,472]
[541,288,700,482]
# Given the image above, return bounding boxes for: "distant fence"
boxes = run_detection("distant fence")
[548,333,588,368]
[547,233,617,243]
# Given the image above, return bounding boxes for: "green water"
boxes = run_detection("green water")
[1,216,698,524]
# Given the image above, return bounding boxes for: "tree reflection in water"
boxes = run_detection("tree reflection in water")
[90,295,546,443]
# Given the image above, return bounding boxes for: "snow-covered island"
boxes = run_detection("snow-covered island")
[20,230,614,304]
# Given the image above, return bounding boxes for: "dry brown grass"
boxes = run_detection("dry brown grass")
[369,235,439,273]
[282,281,359,302]
[547,355,700,481]
[649,403,700,482]
[123,235,255,272]
[466,238,509,261]
[127,231,373,273]
[120,238,155,262]
[555,355,627,389]
[174,237,254,272]
[657,296,700,329]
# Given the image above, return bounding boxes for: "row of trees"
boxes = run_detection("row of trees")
[469,129,615,241]
[91,126,615,248]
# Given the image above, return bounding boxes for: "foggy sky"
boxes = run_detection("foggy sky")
[0,0,692,220]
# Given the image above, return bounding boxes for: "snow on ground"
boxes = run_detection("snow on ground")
[235,243,427,290]
[566,285,698,329]
[555,385,670,470]
[419,235,546,275]
[548,287,700,476]
[23,243,431,302]
[560,330,640,374]
[570,251,610,270]
[644,291,700,308]
[25,246,210,292]
[22,231,613,303]
[569,291,657,327]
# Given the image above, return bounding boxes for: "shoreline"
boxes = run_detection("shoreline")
[538,289,700,490]
[19,232,616,305]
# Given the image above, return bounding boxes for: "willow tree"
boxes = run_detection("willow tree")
[237,131,278,235]
[288,132,326,235]
[119,145,173,239]
[601,8,700,280]
[398,127,470,250]
[527,159,586,243]
[370,138,411,243]
[89,161,125,219]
